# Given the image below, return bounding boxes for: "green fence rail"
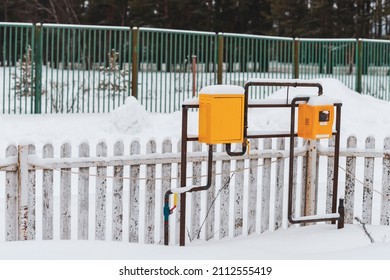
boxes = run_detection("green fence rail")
[1,23,390,114]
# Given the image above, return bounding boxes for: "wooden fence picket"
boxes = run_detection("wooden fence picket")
[326,137,335,214]
[42,143,54,240]
[160,139,172,244]
[344,136,357,223]
[174,141,181,244]
[145,139,157,244]
[17,145,29,241]
[6,145,17,241]
[247,139,259,235]
[205,144,216,240]
[95,142,108,240]
[60,143,72,240]
[78,142,90,240]
[4,135,390,245]
[27,144,36,240]
[234,147,245,237]
[381,137,390,225]
[219,144,231,239]
[290,138,298,226]
[362,136,375,224]
[300,140,308,217]
[129,140,140,243]
[112,140,124,241]
[191,142,202,240]
[274,138,285,230]
[260,138,272,233]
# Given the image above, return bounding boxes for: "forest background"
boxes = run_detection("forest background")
[1,0,390,39]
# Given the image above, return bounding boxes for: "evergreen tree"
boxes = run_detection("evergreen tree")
[355,0,372,38]
[334,0,356,37]
[234,0,272,34]
[305,0,337,38]
[270,0,310,37]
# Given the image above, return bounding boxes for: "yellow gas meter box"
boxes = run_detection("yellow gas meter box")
[198,85,245,144]
[298,96,335,140]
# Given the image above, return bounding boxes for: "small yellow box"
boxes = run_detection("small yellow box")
[298,104,334,140]
[198,86,244,144]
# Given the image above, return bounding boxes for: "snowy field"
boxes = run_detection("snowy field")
[1,78,390,279]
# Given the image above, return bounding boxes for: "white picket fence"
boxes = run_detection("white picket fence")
[1,136,390,245]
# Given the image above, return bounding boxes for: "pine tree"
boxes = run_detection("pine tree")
[334,0,356,37]
[306,0,336,38]
[355,0,372,38]
[234,0,272,35]
[270,0,310,37]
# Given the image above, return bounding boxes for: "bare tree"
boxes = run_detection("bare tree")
[16,0,81,24]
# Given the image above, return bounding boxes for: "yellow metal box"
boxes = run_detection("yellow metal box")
[298,103,334,140]
[198,85,245,144]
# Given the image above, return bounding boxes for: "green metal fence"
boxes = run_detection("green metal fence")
[297,38,357,90]
[360,39,390,100]
[0,23,36,114]
[40,24,132,113]
[222,33,295,98]
[1,23,390,114]
[137,28,217,112]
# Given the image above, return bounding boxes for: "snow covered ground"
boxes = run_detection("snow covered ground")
[1,78,390,279]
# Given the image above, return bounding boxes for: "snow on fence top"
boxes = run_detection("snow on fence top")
[199,85,245,95]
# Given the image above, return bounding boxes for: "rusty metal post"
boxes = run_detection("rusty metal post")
[131,27,139,98]
[293,38,300,79]
[332,104,342,222]
[217,33,223,84]
[192,55,197,97]
[179,106,189,246]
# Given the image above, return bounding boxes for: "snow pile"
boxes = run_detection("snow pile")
[108,96,149,135]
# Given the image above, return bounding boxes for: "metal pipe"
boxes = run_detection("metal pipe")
[288,97,309,224]
[332,104,342,224]
[164,143,214,246]
[245,81,323,95]
[225,142,247,156]
[179,105,188,246]
[287,97,342,225]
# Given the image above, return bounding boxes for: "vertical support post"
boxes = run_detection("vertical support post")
[332,105,342,216]
[34,23,42,114]
[131,27,139,98]
[305,140,318,218]
[355,39,363,94]
[17,145,29,240]
[192,55,197,97]
[293,38,300,79]
[217,33,223,84]
[179,106,188,246]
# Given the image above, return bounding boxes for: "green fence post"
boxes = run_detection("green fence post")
[293,38,300,79]
[34,23,42,114]
[355,39,363,93]
[217,33,223,84]
[131,27,139,98]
